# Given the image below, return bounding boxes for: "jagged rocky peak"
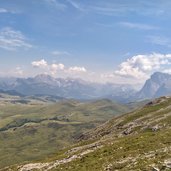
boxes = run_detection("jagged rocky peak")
[136,72,171,99]
[150,72,171,83]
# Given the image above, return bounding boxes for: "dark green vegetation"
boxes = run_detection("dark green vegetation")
[5,96,171,171]
[0,94,130,169]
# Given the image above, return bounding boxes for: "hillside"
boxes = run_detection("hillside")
[6,96,171,171]
[0,98,130,169]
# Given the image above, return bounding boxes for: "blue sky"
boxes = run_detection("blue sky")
[1,0,171,84]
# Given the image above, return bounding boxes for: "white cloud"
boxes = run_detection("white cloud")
[163,69,171,74]
[31,58,88,77]
[119,22,158,30]
[32,59,65,73]
[32,59,48,68]
[86,1,166,17]
[14,67,24,75]
[44,0,67,10]
[66,0,83,11]
[0,27,32,51]
[114,53,171,79]
[50,63,65,75]
[51,63,65,70]
[147,35,171,47]
[0,8,19,14]
[0,66,25,77]
[68,66,87,73]
[0,8,8,13]
[52,50,70,56]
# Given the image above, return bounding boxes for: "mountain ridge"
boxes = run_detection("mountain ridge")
[0,74,136,102]
[1,72,171,102]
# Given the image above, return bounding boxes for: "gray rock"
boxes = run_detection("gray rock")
[152,167,160,171]
[164,159,171,168]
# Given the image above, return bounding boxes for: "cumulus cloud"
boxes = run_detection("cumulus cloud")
[68,66,87,73]
[114,53,171,79]
[0,27,32,51]
[32,59,65,76]
[32,59,48,68]
[50,63,65,75]
[51,63,65,70]
[31,59,87,77]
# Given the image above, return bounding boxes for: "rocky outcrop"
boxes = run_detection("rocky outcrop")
[17,142,103,171]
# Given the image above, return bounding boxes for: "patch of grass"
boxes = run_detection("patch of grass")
[50,128,171,171]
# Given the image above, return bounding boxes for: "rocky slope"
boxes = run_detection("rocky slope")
[3,96,171,171]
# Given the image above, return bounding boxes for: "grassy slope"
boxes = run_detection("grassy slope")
[8,96,171,171]
[0,98,129,168]
[54,97,171,171]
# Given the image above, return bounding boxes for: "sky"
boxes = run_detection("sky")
[1,0,171,84]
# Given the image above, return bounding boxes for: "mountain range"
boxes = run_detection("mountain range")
[0,74,136,102]
[1,72,171,102]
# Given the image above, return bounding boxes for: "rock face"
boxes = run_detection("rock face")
[136,72,171,99]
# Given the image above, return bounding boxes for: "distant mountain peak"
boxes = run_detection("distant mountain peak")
[136,72,171,99]
[34,74,53,80]
[151,72,171,82]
